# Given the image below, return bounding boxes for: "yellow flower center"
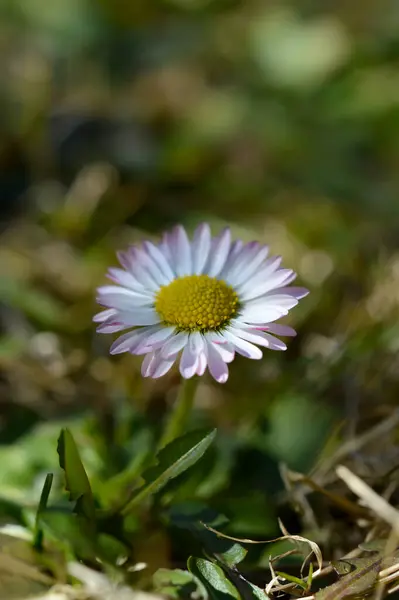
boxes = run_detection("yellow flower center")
[155,274,239,332]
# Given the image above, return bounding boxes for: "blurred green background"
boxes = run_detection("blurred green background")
[0,0,399,590]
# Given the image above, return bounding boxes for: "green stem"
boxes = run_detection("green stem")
[159,377,198,448]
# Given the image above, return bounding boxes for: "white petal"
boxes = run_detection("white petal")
[107,268,146,292]
[196,352,207,375]
[225,243,269,287]
[240,268,294,300]
[117,250,134,272]
[159,234,174,267]
[142,241,175,281]
[191,223,211,274]
[96,319,128,334]
[264,323,297,336]
[102,308,160,327]
[179,332,205,378]
[161,331,189,358]
[205,227,231,277]
[205,340,229,383]
[211,340,235,363]
[141,350,177,378]
[97,286,154,309]
[238,256,282,297]
[152,357,177,378]
[268,286,309,299]
[180,344,199,379]
[281,271,297,286]
[261,332,288,350]
[238,304,288,324]
[258,294,299,310]
[168,225,192,276]
[219,240,244,278]
[110,330,146,355]
[124,248,159,292]
[152,351,177,378]
[144,326,176,346]
[141,352,156,377]
[228,326,287,350]
[134,247,171,287]
[222,330,263,359]
[93,308,116,323]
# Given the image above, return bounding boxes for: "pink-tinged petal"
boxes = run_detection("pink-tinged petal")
[206,340,229,383]
[192,223,211,275]
[211,341,235,363]
[142,240,175,281]
[107,268,146,291]
[228,326,287,351]
[205,227,231,277]
[161,331,189,358]
[96,320,127,334]
[238,304,288,324]
[263,323,297,336]
[169,225,192,276]
[93,308,116,323]
[267,286,309,299]
[196,352,207,375]
[240,268,294,300]
[222,331,263,359]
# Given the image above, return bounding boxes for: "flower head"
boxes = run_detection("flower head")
[94,224,308,383]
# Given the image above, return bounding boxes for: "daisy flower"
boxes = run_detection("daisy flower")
[94,224,308,383]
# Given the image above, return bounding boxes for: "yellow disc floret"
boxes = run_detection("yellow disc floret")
[155,274,239,332]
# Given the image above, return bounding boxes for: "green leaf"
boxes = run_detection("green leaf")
[154,568,208,599]
[33,473,53,550]
[168,503,246,567]
[122,429,216,513]
[57,429,96,527]
[315,556,382,600]
[247,582,269,600]
[187,557,240,600]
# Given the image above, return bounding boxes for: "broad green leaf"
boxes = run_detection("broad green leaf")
[187,557,240,600]
[40,509,96,561]
[154,568,208,599]
[33,473,53,550]
[122,429,216,513]
[57,429,96,527]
